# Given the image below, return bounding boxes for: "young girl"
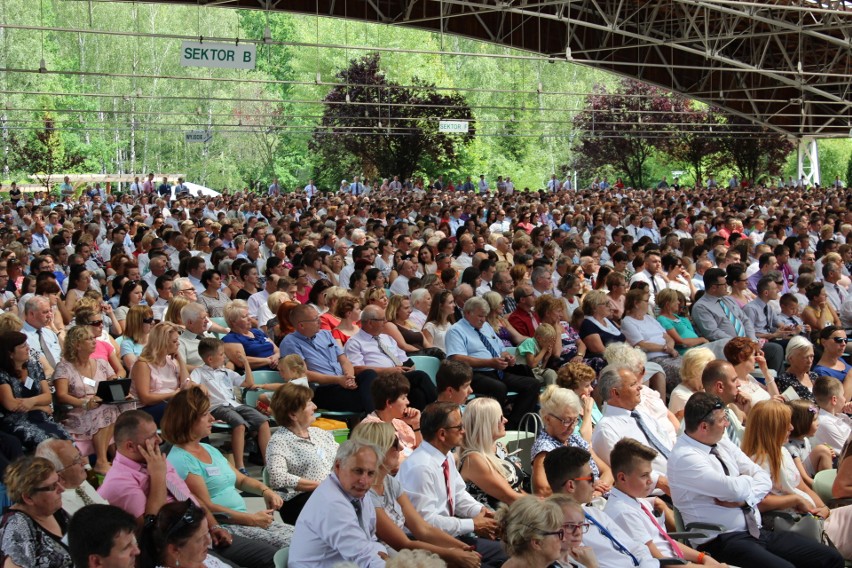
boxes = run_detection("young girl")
[517,323,558,385]
[786,399,836,487]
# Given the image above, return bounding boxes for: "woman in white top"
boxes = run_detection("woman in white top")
[723,336,779,406]
[743,400,851,558]
[422,290,455,352]
[620,289,680,398]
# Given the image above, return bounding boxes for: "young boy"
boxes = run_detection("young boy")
[191,337,271,475]
[604,438,726,568]
[435,359,473,405]
[813,376,852,455]
[517,323,558,385]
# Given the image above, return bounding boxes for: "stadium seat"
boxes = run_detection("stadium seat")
[409,355,440,386]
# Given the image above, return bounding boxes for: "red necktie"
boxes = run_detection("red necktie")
[640,502,684,559]
[442,458,454,516]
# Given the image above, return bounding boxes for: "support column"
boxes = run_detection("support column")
[797,137,820,186]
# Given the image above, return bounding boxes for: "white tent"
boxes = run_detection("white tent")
[175,182,221,199]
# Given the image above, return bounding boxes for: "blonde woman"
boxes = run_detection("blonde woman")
[669,347,714,420]
[483,291,525,347]
[495,495,566,568]
[459,397,526,508]
[385,295,432,354]
[164,296,191,327]
[119,305,154,372]
[73,306,125,378]
[129,321,191,424]
[54,326,132,474]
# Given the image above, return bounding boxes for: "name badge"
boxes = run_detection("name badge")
[83,377,97,388]
[24,377,34,390]
[205,466,221,477]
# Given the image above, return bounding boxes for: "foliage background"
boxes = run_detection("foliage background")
[0,1,848,190]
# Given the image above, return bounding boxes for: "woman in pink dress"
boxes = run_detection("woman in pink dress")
[54,326,134,474]
[129,321,191,424]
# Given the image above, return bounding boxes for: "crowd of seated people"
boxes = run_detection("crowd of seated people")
[0,174,851,567]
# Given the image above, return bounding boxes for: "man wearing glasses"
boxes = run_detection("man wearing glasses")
[36,438,106,516]
[669,393,843,568]
[544,446,658,567]
[398,402,507,567]
[692,267,784,373]
[592,367,673,496]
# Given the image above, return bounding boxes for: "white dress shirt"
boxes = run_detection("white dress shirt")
[397,441,483,536]
[344,330,406,369]
[389,274,410,297]
[592,405,671,485]
[190,365,244,409]
[289,473,386,568]
[247,290,270,320]
[668,434,772,545]
[629,270,667,308]
[604,487,675,558]
[22,322,60,367]
[814,408,852,453]
[583,505,659,568]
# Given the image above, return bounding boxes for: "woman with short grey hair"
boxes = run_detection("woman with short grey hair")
[776,335,818,402]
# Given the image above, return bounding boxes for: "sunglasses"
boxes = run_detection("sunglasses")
[31,480,62,493]
[165,500,203,539]
[700,400,725,424]
[830,337,849,344]
[88,320,104,327]
[142,318,155,324]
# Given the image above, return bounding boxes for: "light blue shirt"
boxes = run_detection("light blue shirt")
[445,318,503,371]
[279,330,344,377]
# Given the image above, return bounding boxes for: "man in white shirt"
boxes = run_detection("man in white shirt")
[669,392,843,568]
[822,261,848,312]
[409,288,431,330]
[546,174,561,192]
[36,439,107,517]
[343,306,436,410]
[389,260,416,297]
[398,402,506,567]
[592,366,672,494]
[290,440,388,568]
[543,445,660,568]
[22,296,61,371]
[629,251,667,309]
[604,438,725,567]
[303,179,317,200]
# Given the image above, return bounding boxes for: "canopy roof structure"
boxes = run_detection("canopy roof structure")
[129,0,852,139]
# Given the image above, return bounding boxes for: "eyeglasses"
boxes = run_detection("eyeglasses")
[443,423,464,431]
[537,529,566,540]
[700,400,725,424]
[87,320,104,327]
[830,337,849,344]
[31,480,62,493]
[181,288,196,293]
[58,454,87,472]
[548,413,578,428]
[562,522,591,535]
[572,472,598,484]
[142,317,155,324]
[298,317,321,324]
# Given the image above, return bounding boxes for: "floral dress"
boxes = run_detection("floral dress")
[0,510,72,568]
[460,442,524,510]
[52,359,135,440]
[531,430,601,480]
[0,366,69,452]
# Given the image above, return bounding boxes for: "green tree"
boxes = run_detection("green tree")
[8,111,86,189]
[309,53,475,182]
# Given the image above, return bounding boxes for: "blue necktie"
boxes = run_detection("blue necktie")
[585,512,639,566]
[719,299,746,337]
[630,410,671,460]
[474,328,504,379]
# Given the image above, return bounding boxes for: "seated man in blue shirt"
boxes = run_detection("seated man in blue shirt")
[279,304,377,413]
[290,439,388,568]
[444,297,539,430]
